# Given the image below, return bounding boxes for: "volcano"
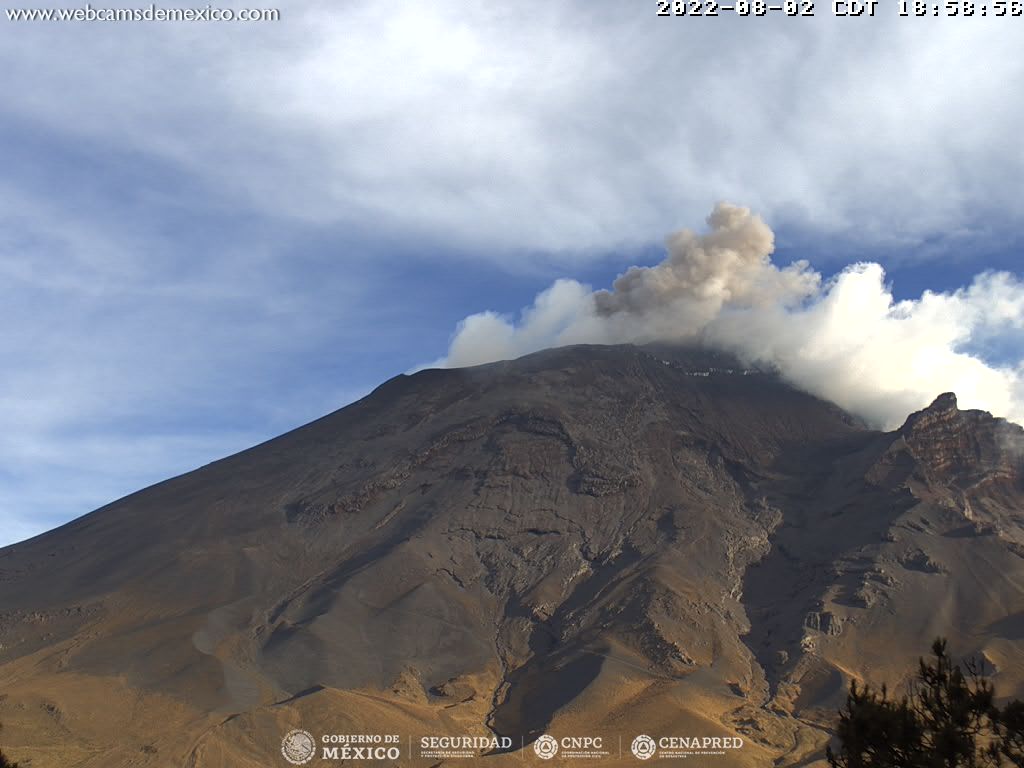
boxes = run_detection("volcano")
[1,344,1022,767]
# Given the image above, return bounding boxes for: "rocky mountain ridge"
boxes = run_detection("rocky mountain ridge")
[0,344,1021,767]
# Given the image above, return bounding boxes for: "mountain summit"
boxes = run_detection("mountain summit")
[1,344,1022,767]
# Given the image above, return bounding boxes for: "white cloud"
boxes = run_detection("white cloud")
[438,204,1024,430]
[2,2,1023,259]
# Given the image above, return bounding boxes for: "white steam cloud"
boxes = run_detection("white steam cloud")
[438,204,1024,430]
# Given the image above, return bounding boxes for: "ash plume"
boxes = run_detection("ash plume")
[438,203,1024,429]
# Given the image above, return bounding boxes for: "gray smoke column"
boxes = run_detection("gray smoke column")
[436,203,1024,429]
[595,203,817,318]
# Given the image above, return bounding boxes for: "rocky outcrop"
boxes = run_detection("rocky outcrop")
[900,392,1023,487]
[804,611,843,636]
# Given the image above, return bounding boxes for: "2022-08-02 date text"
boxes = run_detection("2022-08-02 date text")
[657,0,1022,15]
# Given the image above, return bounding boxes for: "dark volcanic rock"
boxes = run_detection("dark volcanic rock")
[900,392,1024,487]
[1,344,1023,768]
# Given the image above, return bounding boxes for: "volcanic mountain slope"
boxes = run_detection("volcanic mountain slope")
[0,344,1022,767]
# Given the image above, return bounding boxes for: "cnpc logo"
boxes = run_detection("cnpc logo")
[533,734,605,759]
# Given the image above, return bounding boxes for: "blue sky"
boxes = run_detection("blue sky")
[1,1,1022,545]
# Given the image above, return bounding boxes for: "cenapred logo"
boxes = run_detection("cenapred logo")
[534,734,559,760]
[631,734,657,760]
[281,729,316,765]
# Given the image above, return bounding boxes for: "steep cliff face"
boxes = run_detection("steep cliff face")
[900,391,1023,487]
[0,345,1022,768]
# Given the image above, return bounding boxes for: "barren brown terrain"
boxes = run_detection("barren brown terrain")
[1,344,1022,767]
